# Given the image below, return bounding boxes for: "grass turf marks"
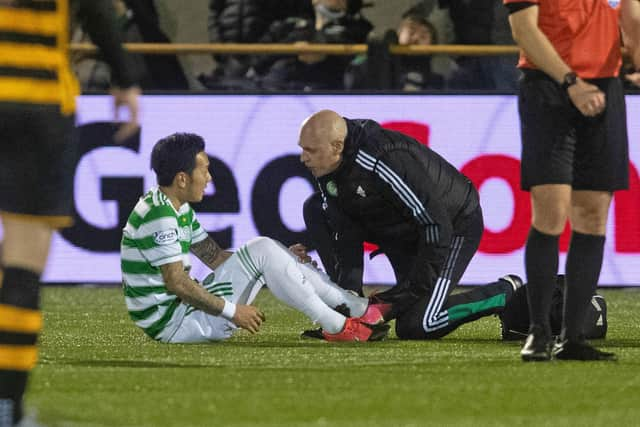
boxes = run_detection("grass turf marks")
[28,287,640,427]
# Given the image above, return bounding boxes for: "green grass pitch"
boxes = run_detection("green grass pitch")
[28,286,640,427]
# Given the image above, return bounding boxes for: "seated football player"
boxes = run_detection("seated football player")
[120,132,389,343]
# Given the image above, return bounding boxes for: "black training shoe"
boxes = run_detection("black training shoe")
[521,332,551,362]
[365,322,391,342]
[300,327,325,340]
[552,340,617,361]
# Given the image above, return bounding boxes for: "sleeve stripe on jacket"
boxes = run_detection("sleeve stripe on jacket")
[355,150,436,227]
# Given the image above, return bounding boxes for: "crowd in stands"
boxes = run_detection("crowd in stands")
[72,0,190,90]
[72,0,638,92]
[198,0,519,91]
[203,0,372,90]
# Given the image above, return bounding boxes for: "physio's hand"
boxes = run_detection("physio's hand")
[567,79,606,117]
[232,304,265,334]
[288,243,309,261]
[111,86,141,142]
[288,243,318,267]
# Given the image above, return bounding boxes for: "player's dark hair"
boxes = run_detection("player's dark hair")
[151,133,206,186]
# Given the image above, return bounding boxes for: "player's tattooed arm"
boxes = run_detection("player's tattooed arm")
[161,261,226,316]
[160,261,265,333]
[190,235,232,270]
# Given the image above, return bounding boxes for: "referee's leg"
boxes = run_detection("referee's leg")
[516,71,576,361]
[562,191,610,342]
[521,184,570,359]
[552,77,627,361]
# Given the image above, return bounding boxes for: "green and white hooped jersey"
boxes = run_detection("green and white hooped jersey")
[120,187,207,339]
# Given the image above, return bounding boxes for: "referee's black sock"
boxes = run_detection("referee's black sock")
[562,231,605,342]
[0,267,42,426]
[524,227,559,337]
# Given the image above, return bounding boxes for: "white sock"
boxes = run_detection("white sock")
[298,262,368,317]
[243,237,346,333]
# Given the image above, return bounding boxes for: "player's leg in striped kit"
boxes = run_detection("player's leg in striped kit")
[296,261,368,317]
[0,267,43,427]
[242,237,369,333]
[165,237,372,343]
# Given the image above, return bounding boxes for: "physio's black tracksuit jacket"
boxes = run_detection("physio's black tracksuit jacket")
[313,118,480,311]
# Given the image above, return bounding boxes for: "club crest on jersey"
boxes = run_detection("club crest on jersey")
[326,181,338,197]
[178,226,191,240]
[153,229,178,245]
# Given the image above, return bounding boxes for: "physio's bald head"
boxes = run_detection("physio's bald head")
[300,110,347,147]
[298,110,347,177]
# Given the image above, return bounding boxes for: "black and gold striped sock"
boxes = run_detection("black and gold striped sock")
[0,267,42,426]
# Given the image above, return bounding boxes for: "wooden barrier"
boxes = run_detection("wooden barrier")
[69,42,521,56]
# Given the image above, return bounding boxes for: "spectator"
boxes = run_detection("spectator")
[444,0,520,90]
[202,0,314,88]
[397,14,448,90]
[344,13,445,90]
[251,0,373,91]
[402,1,458,79]
[72,0,189,90]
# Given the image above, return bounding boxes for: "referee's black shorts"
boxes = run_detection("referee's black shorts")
[0,103,76,228]
[517,70,629,192]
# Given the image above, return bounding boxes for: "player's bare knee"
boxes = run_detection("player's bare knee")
[571,194,611,235]
[531,205,569,235]
[531,207,570,235]
[530,185,571,234]
[571,210,609,235]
